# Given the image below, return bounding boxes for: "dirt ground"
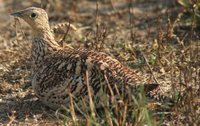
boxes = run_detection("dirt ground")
[0,0,199,125]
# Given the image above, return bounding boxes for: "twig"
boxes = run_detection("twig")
[104,74,115,103]
[95,0,99,39]
[85,70,96,119]
[142,52,165,94]
[142,53,159,84]
[60,22,71,47]
[69,93,77,125]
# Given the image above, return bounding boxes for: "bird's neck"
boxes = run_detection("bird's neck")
[31,30,61,69]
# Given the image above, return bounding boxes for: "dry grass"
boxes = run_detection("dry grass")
[0,0,199,125]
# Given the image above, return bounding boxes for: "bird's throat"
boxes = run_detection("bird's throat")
[31,31,61,70]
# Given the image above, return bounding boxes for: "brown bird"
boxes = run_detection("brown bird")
[10,7,170,109]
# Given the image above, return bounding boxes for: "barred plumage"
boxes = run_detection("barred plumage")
[11,7,172,109]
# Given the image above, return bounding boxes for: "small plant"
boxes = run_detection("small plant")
[177,0,200,28]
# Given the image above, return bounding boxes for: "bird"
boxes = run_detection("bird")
[10,7,171,110]
[51,22,80,47]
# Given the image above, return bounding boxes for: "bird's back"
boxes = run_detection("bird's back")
[32,48,159,108]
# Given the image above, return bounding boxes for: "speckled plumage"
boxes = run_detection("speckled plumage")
[11,7,171,109]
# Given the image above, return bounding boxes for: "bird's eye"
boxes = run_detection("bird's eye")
[30,12,37,18]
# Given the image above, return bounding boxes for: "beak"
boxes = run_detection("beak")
[10,10,24,17]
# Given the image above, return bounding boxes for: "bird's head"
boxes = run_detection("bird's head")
[11,7,50,33]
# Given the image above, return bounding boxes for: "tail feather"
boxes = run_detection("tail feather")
[145,85,174,106]
[143,83,159,92]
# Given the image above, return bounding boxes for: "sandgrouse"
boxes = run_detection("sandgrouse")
[11,7,170,109]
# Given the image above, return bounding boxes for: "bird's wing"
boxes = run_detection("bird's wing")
[46,49,158,91]
[34,48,159,99]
